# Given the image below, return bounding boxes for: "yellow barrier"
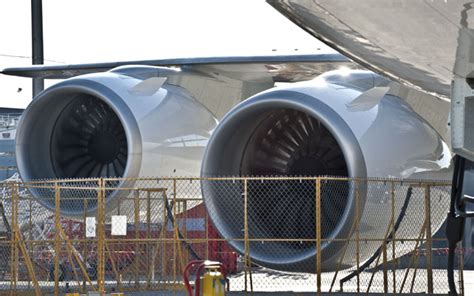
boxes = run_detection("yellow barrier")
[0,176,464,296]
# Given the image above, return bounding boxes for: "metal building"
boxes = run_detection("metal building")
[0,107,22,180]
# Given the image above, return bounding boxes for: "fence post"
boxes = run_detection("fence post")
[54,182,60,296]
[146,190,151,289]
[383,237,388,294]
[390,181,396,295]
[172,179,177,295]
[424,185,433,294]
[315,177,322,296]
[82,198,88,291]
[161,190,167,286]
[243,178,248,293]
[97,178,105,295]
[10,182,18,296]
[459,241,464,296]
[134,189,140,287]
[205,196,209,261]
[355,179,361,293]
[243,178,253,294]
[28,195,33,273]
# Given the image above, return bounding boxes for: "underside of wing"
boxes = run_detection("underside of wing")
[267,0,462,99]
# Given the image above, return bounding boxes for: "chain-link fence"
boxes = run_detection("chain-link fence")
[0,176,464,295]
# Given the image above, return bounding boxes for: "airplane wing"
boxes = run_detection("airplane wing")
[267,0,466,99]
[1,53,354,118]
[0,53,352,82]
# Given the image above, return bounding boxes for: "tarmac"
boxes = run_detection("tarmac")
[24,269,474,295]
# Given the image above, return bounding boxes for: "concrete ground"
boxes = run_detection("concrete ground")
[6,269,473,295]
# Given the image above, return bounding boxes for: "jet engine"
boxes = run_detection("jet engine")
[201,70,452,272]
[15,66,218,215]
[16,65,452,272]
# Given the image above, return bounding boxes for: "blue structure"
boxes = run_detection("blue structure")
[0,108,22,180]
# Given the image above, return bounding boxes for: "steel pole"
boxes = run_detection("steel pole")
[31,0,44,97]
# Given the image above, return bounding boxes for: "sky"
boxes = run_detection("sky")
[0,0,332,109]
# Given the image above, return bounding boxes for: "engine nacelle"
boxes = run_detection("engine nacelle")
[17,66,452,272]
[201,70,452,272]
[16,66,218,215]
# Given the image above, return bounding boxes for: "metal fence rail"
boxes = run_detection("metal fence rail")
[0,176,464,295]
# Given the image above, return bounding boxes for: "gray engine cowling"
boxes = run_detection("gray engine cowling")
[201,70,452,272]
[15,66,218,215]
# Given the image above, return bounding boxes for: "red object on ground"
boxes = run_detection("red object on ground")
[172,203,238,274]
[35,202,238,276]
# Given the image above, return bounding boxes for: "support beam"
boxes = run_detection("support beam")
[31,0,44,97]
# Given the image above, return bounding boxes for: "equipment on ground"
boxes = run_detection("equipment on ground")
[183,260,228,296]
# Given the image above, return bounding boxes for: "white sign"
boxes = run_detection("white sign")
[85,217,96,238]
[111,215,127,236]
